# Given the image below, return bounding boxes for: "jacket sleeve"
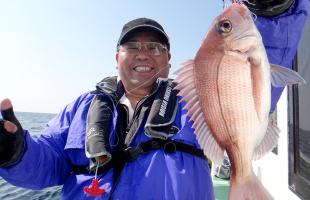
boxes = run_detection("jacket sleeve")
[0,93,93,190]
[255,0,309,112]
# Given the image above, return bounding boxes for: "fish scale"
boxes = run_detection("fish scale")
[217,55,259,140]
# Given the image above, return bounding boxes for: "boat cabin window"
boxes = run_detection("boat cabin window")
[288,15,310,200]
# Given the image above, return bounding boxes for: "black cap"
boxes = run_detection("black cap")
[117,18,170,50]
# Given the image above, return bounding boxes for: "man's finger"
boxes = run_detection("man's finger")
[0,120,18,133]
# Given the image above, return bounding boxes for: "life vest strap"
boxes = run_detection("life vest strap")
[71,138,207,175]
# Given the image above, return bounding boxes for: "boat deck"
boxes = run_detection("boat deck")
[213,176,229,200]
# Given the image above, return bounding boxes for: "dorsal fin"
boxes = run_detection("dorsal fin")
[173,60,224,164]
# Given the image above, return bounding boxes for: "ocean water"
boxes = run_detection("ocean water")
[0,112,61,200]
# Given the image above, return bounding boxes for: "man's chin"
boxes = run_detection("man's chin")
[133,77,157,84]
[130,78,156,90]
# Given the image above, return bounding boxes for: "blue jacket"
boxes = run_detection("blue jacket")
[0,81,215,200]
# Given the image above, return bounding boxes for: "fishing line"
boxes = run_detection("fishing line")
[108,64,171,148]
[95,160,99,179]
[222,0,230,9]
[121,65,171,98]
[222,0,257,21]
[113,64,171,108]
[250,11,258,21]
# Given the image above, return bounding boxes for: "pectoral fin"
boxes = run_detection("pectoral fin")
[270,64,306,87]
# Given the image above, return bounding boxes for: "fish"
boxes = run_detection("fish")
[173,3,306,200]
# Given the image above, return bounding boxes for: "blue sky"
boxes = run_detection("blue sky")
[0,0,222,113]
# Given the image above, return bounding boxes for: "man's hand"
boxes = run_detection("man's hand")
[243,0,295,16]
[0,99,25,167]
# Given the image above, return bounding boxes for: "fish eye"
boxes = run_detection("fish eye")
[217,20,232,33]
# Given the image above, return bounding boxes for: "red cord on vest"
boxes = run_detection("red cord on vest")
[83,178,105,196]
[83,161,105,196]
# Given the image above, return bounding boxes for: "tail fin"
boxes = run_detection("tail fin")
[229,173,274,200]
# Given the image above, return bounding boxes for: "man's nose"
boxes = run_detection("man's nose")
[135,48,150,59]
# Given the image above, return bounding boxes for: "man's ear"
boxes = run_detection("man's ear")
[115,52,119,62]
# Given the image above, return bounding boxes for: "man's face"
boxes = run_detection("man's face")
[116,31,171,94]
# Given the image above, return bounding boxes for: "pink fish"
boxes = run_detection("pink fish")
[173,3,305,200]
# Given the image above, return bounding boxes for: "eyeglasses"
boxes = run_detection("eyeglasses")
[118,42,168,56]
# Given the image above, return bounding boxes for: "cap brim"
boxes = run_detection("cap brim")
[117,25,170,49]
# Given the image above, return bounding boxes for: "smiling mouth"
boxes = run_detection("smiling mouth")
[134,66,153,72]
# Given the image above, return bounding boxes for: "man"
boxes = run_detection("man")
[0,18,215,199]
[0,0,308,199]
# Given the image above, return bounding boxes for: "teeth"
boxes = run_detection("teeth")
[134,66,152,72]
